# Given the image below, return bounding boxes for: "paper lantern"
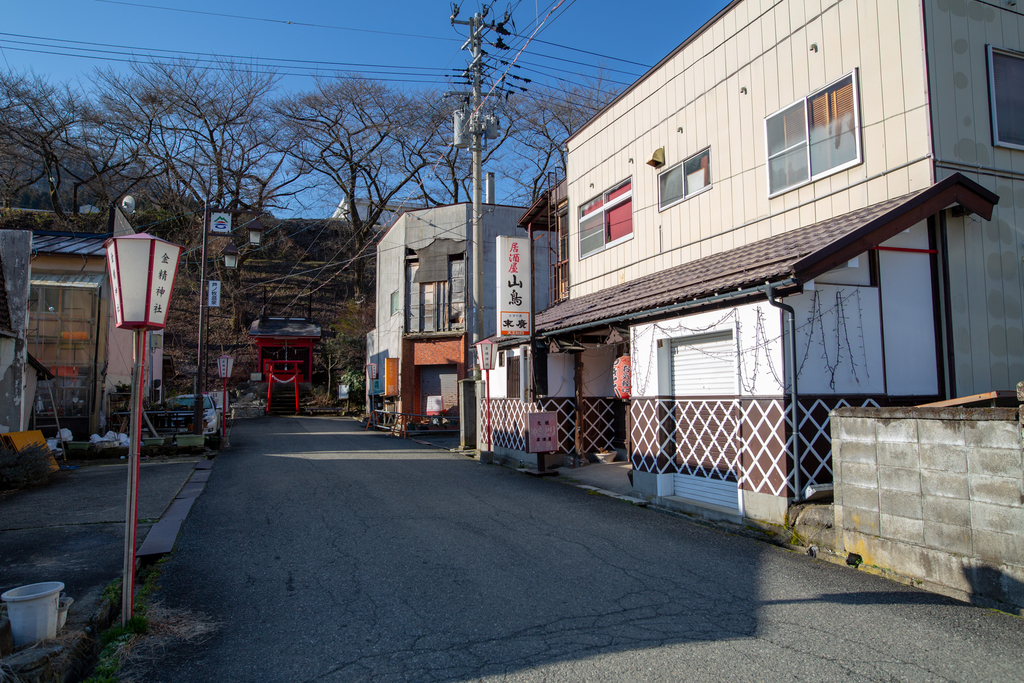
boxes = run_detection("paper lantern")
[105,233,182,330]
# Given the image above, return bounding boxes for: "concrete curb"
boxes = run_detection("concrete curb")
[138,459,212,559]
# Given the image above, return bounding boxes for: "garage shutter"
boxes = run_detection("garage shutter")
[420,364,458,414]
[672,472,741,513]
[670,330,737,396]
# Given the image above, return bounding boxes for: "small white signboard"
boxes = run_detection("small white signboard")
[208,280,221,308]
[426,395,444,415]
[210,212,232,234]
[338,384,349,400]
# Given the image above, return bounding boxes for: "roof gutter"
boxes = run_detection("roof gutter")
[763,282,802,503]
[536,278,799,338]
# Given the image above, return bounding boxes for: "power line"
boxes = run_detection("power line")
[0,44,450,84]
[0,32,457,75]
[93,0,462,43]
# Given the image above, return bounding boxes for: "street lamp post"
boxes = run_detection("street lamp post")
[193,211,255,436]
[193,206,211,437]
[105,232,183,627]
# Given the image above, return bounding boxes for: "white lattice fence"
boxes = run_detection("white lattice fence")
[579,397,615,454]
[537,397,576,453]
[631,398,743,479]
[482,397,579,454]
[794,396,881,492]
[739,399,788,495]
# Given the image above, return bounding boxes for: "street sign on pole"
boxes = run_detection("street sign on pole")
[208,280,221,308]
[210,212,232,234]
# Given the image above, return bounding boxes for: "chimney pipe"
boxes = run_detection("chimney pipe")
[485,172,495,204]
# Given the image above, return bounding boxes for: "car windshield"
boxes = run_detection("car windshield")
[166,395,214,411]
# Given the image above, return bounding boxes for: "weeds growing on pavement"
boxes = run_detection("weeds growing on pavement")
[84,558,220,683]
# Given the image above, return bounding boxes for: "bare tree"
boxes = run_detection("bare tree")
[0,71,83,217]
[93,59,299,214]
[500,75,619,204]
[277,76,436,296]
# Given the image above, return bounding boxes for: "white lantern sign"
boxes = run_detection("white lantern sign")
[105,233,183,330]
[216,354,235,379]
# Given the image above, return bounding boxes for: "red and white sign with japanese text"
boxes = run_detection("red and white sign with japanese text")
[613,355,632,399]
[497,235,531,337]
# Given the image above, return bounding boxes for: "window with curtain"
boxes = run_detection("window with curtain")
[989,46,1024,149]
[766,71,861,195]
[579,178,633,258]
[659,148,712,210]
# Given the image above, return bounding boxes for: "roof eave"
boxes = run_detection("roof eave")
[793,172,998,281]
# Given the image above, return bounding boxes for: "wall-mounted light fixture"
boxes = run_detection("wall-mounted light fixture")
[810,43,819,52]
[677,127,683,134]
[740,87,748,94]
[646,147,665,168]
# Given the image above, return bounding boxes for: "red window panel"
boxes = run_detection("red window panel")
[605,197,633,242]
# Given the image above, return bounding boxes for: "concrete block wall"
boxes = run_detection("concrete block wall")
[832,406,1024,613]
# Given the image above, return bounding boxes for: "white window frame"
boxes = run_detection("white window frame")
[988,45,1024,151]
[390,290,399,316]
[658,147,713,211]
[765,70,862,198]
[578,178,633,259]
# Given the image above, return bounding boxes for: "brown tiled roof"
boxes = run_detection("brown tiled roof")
[537,173,997,335]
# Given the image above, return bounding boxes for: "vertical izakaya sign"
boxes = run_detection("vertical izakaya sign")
[497,235,531,336]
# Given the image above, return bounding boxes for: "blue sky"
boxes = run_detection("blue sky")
[2,1,723,215]
[2,1,722,94]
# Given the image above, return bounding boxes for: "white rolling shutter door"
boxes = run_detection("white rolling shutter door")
[670,330,737,396]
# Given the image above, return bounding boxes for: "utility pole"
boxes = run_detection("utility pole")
[451,4,506,374]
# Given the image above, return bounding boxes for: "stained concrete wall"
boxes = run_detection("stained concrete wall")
[0,230,31,433]
[832,405,1024,613]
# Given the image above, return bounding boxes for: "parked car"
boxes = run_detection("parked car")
[165,394,219,435]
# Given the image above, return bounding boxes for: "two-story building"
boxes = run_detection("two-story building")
[367,202,547,422]
[484,0,1019,524]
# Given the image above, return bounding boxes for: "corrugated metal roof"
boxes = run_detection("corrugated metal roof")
[537,173,998,336]
[30,272,106,288]
[32,231,109,257]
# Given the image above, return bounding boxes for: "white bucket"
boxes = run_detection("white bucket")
[1,581,65,646]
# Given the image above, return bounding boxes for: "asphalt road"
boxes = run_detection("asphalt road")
[128,416,1024,682]
[0,458,197,626]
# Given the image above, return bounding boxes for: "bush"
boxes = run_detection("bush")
[0,443,54,489]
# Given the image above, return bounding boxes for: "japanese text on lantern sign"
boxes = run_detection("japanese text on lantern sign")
[497,235,531,337]
[147,247,176,324]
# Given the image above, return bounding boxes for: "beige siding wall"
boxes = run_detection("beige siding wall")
[926,0,1024,394]
[566,0,932,296]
